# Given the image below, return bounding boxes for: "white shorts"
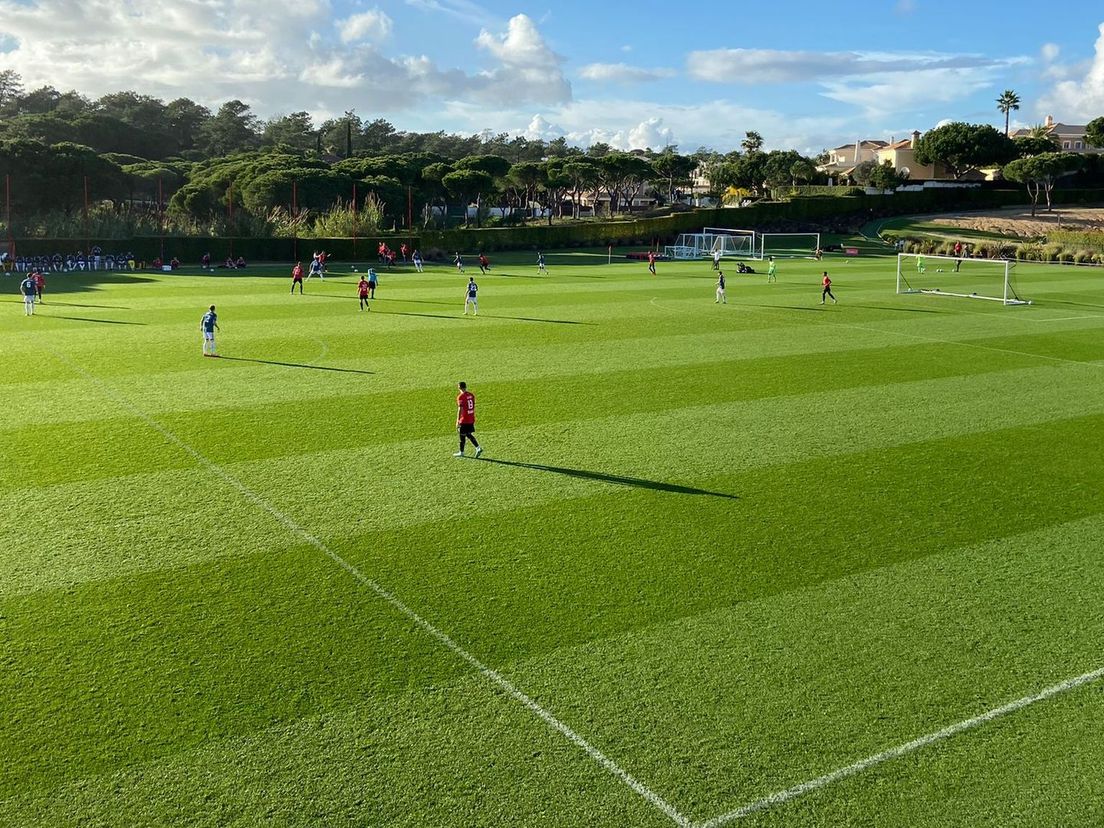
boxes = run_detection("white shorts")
[203,331,215,341]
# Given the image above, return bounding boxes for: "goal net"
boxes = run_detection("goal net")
[759,232,821,259]
[665,228,757,260]
[896,253,1029,305]
[703,227,757,258]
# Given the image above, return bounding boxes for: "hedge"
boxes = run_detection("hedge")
[10,189,1104,261]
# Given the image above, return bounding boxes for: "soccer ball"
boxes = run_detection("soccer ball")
[353,267,358,272]
[936,268,944,272]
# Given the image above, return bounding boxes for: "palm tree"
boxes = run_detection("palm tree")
[997,90,1021,136]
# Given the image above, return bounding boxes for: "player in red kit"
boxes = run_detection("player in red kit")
[820,271,837,304]
[357,274,371,310]
[647,250,657,275]
[454,381,482,458]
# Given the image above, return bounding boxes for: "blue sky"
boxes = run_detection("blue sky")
[1,0,1102,153]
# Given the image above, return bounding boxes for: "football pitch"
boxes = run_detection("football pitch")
[3,248,1104,826]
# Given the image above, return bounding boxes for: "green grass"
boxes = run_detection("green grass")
[2,249,1103,826]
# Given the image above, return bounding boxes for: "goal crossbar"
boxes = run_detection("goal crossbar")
[896,253,1029,306]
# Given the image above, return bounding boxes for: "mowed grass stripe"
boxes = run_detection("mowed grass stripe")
[3,365,1102,597]
[0,674,677,828]
[0,327,1071,459]
[2,351,1101,494]
[4,414,1100,797]
[498,512,1104,818]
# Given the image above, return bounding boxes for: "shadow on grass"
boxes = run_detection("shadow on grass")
[218,356,374,374]
[3,298,130,309]
[850,304,943,314]
[477,457,739,499]
[485,314,593,325]
[49,315,146,325]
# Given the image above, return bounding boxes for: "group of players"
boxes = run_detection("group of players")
[194,245,840,453]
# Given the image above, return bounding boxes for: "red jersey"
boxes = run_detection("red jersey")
[648,252,656,263]
[457,390,475,424]
[292,264,303,280]
[358,279,369,296]
[33,273,44,287]
[822,274,831,287]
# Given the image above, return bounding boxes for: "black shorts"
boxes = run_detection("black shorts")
[458,422,476,436]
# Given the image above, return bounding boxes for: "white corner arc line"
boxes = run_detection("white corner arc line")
[49,349,690,828]
[696,664,1104,828]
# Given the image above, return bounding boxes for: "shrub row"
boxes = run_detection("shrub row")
[1047,229,1104,253]
[11,189,1104,260]
[895,236,1104,264]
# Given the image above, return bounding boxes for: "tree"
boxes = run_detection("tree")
[868,161,908,192]
[262,112,316,151]
[539,159,572,223]
[790,157,818,185]
[1002,152,1082,215]
[561,158,601,218]
[741,131,764,154]
[650,150,696,203]
[913,122,1017,179]
[1014,135,1059,157]
[996,89,1021,136]
[442,169,493,226]
[165,98,211,154]
[1086,116,1104,149]
[0,69,24,114]
[197,100,260,156]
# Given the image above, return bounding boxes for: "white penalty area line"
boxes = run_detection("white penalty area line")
[698,664,1104,827]
[46,348,691,828]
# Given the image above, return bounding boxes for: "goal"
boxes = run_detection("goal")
[664,228,757,260]
[896,253,1030,305]
[703,227,757,258]
[759,232,821,259]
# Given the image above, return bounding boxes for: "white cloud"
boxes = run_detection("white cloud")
[1041,42,1060,63]
[404,0,500,28]
[1040,23,1104,120]
[475,14,559,69]
[821,67,1001,116]
[894,0,916,14]
[438,96,853,156]
[338,8,393,45]
[628,117,674,150]
[471,14,570,105]
[0,0,570,118]
[578,63,675,83]
[522,113,564,141]
[687,47,1019,85]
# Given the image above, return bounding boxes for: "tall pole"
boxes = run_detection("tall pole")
[158,175,165,263]
[352,182,358,261]
[83,175,90,254]
[4,174,12,261]
[292,179,298,263]
[407,185,413,231]
[227,181,234,260]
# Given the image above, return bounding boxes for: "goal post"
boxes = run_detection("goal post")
[665,228,757,260]
[896,253,1030,305]
[759,232,821,260]
[703,227,758,258]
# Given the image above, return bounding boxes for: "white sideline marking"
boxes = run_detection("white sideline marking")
[48,349,690,828]
[697,665,1104,827]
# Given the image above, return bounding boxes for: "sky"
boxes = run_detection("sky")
[1,0,1103,154]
